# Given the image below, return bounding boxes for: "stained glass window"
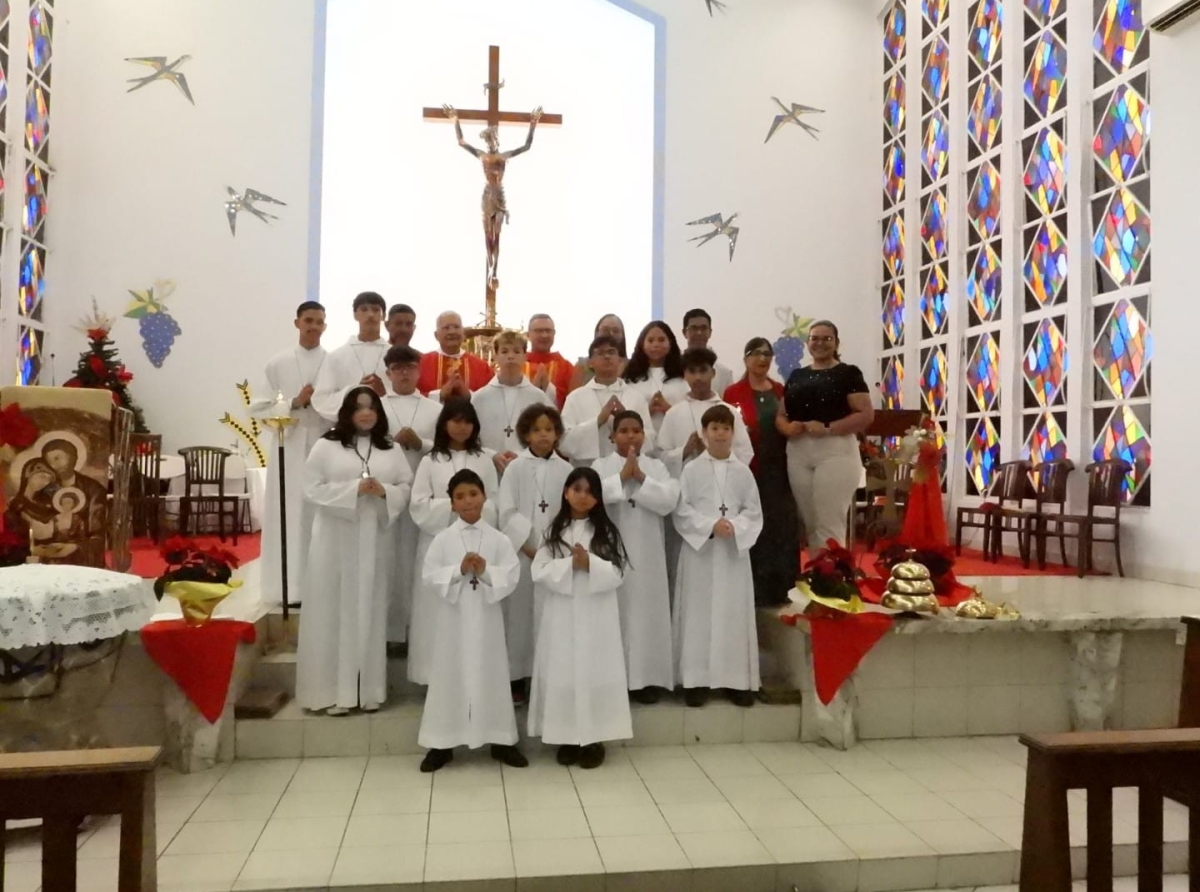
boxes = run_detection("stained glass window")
[0,0,10,269]
[969,0,1002,70]
[967,332,1001,413]
[1094,0,1147,76]
[921,345,948,415]
[1094,82,1149,185]
[885,73,906,134]
[883,214,905,280]
[967,74,1002,153]
[1023,318,1068,407]
[965,416,1001,494]
[1024,128,1066,215]
[921,190,947,260]
[1093,403,1151,500]
[1025,30,1067,118]
[1023,412,1068,465]
[967,243,1002,323]
[921,263,949,336]
[880,0,908,408]
[884,143,905,205]
[883,282,905,347]
[968,161,1001,239]
[922,110,948,181]
[884,2,907,64]
[881,357,904,410]
[922,37,950,105]
[17,325,42,386]
[1093,186,1150,289]
[1024,220,1068,307]
[1093,297,1152,400]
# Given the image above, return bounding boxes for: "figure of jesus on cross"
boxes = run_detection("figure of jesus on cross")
[423,46,563,329]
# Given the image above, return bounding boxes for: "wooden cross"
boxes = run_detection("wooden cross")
[537,499,549,513]
[719,504,729,517]
[504,425,515,438]
[422,46,564,130]
[469,575,480,590]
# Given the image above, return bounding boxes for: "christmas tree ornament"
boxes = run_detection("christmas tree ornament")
[64,299,149,432]
[124,280,181,368]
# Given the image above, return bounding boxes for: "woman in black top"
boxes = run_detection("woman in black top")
[774,321,874,552]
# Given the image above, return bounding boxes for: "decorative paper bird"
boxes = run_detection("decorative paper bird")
[687,212,740,262]
[224,187,287,236]
[704,0,728,15]
[765,97,824,143]
[125,55,194,105]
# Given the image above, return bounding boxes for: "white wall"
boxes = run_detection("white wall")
[44,0,880,453]
[1120,17,1200,585]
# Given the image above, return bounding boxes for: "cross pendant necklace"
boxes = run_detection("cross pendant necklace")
[501,387,518,439]
[460,526,482,590]
[710,460,730,518]
[533,460,551,513]
[469,575,480,590]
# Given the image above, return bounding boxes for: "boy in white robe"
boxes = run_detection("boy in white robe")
[380,346,442,648]
[673,404,764,708]
[560,335,656,464]
[418,469,527,772]
[248,301,329,609]
[657,348,754,477]
[497,404,572,697]
[312,292,390,421]
[529,468,633,769]
[471,331,552,475]
[298,386,413,715]
[593,411,679,702]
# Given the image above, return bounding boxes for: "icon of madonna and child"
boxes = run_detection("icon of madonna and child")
[5,431,109,566]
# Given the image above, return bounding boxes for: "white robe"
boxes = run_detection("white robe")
[593,453,679,690]
[407,448,499,684]
[656,396,755,477]
[713,361,734,399]
[624,369,689,434]
[297,437,412,711]
[672,452,763,691]
[418,518,522,750]
[380,391,442,642]
[249,345,329,607]
[471,377,552,457]
[497,449,574,680]
[559,380,657,464]
[311,336,389,421]
[528,520,632,745]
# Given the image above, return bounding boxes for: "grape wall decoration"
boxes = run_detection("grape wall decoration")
[123,279,182,368]
[773,307,814,378]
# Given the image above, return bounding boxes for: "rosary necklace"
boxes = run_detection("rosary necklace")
[353,436,374,479]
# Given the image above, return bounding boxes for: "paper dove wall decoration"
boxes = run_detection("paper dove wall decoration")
[125,56,194,104]
[765,97,824,143]
[687,213,740,262]
[704,0,728,14]
[224,187,287,236]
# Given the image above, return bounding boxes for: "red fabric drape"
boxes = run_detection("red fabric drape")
[140,619,257,723]
[807,613,895,705]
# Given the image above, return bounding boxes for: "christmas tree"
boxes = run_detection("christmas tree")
[64,300,149,432]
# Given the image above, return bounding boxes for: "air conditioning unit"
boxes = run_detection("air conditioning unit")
[1146,0,1200,32]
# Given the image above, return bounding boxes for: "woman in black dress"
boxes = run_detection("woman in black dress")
[774,321,874,553]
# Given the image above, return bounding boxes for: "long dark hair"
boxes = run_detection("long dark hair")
[323,386,394,449]
[739,337,774,381]
[593,314,627,358]
[623,321,683,384]
[432,398,483,457]
[543,467,629,572]
[809,319,842,361]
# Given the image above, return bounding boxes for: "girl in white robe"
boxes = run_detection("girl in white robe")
[298,386,412,715]
[418,468,526,772]
[529,468,632,769]
[593,411,680,700]
[407,399,499,685]
[497,405,573,692]
[672,406,764,707]
[622,321,689,434]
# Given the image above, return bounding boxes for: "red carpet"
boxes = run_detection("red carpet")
[125,533,262,579]
[854,544,1077,578]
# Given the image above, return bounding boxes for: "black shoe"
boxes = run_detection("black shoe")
[727,688,755,707]
[491,744,529,768]
[511,679,527,704]
[684,687,710,708]
[420,748,454,772]
[630,687,660,705]
[578,743,606,769]
[556,744,581,766]
[386,641,408,659]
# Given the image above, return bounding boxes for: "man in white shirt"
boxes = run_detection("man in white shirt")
[312,291,390,420]
[682,308,734,396]
[249,301,330,608]
[471,330,551,473]
[560,335,656,463]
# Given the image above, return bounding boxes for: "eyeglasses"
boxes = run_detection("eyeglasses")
[592,349,620,359]
[745,349,773,358]
[808,335,836,343]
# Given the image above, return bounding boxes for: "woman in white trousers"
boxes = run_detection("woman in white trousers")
[775,321,875,552]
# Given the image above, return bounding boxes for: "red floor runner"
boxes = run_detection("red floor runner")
[126,533,262,579]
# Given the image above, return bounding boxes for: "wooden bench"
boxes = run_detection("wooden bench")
[0,747,161,892]
[1019,729,1200,892]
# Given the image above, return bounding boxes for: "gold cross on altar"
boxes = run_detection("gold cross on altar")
[421,45,564,130]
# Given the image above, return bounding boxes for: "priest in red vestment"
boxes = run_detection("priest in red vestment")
[417,311,494,398]
[524,313,573,409]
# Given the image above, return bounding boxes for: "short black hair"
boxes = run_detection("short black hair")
[385,346,421,367]
[447,468,486,499]
[682,309,712,329]
[701,404,735,428]
[295,300,325,317]
[611,410,644,431]
[353,291,386,311]
[388,303,416,319]
[589,335,622,357]
[681,347,717,372]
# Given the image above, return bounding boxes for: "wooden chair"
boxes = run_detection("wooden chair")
[223,454,254,536]
[0,747,161,892]
[992,458,1075,567]
[1179,616,1200,729]
[129,433,164,542]
[177,446,240,544]
[861,457,914,551]
[954,460,1030,561]
[1035,459,1131,578]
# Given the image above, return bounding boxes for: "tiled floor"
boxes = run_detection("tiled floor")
[3,736,1190,892]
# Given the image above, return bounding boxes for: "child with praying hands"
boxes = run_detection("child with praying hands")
[417,469,527,772]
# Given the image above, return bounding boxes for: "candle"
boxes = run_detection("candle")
[272,390,292,419]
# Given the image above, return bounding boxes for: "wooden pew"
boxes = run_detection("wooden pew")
[0,747,161,892]
[1019,729,1200,892]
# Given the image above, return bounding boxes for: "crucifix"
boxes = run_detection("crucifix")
[537,498,549,513]
[469,575,480,591]
[504,424,515,438]
[719,504,729,517]
[422,46,563,354]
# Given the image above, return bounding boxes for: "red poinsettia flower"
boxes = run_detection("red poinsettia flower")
[88,355,107,376]
[160,536,196,565]
[86,328,109,342]
[0,403,38,449]
[202,546,240,570]
[115,365,134,384]
[63,378,82,388]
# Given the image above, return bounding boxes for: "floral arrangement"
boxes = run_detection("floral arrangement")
[0,402,40,540]
[798,538,862,602]
[153,536,240,601]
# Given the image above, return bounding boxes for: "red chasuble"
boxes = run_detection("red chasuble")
[417,351,494,396]
[525,352,573,409]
